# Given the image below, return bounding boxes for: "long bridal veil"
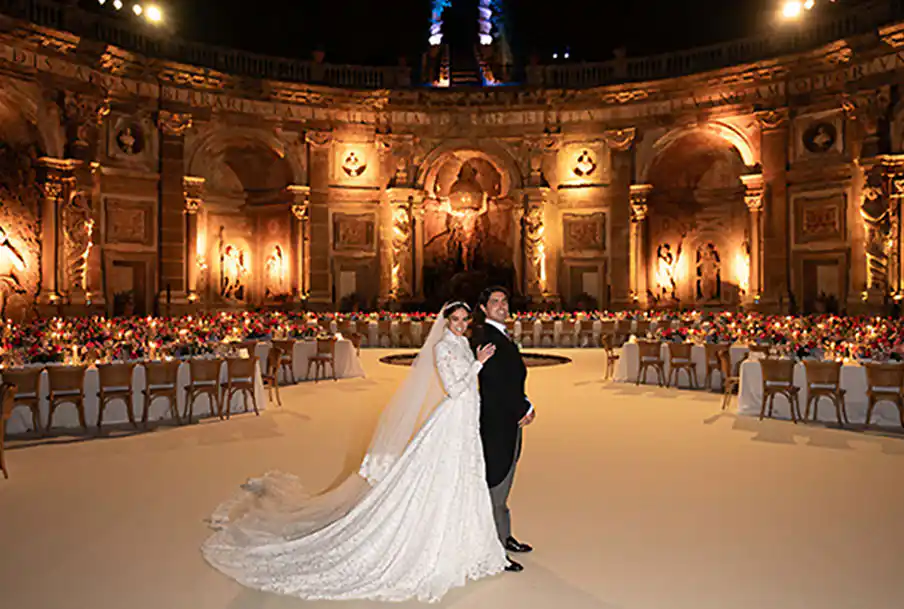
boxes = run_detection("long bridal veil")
[204,310,450,545]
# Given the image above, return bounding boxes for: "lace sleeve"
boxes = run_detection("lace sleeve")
[434,341,482,399]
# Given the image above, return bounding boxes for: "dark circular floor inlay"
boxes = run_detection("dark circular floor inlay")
[380,352,572,368]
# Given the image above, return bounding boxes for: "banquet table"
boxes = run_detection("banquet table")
[614,342,749,390]
[1,359,266,435]
[252,339,365,382]
[737,359,903,426]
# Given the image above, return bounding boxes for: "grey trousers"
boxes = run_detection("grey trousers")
[488,429,521,542]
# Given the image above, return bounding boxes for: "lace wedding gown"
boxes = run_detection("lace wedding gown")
[201,329,507,603]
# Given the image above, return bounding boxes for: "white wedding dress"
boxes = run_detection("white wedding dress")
[201,327,507,603]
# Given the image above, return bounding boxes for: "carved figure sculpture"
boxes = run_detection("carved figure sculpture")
[0,226,27,319]
[265,245,286,297]
[218,226,248,301]
[696,242,722,302]
[63,192,93,293]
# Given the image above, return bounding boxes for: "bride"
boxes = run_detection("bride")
[202,301,510,602]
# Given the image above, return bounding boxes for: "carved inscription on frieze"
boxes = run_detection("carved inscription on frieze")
[105,199,154,246]
[794,194,845,244]
[332,213,375,253]
[563,213,606,254]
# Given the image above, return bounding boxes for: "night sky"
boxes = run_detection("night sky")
[86,1,860,66]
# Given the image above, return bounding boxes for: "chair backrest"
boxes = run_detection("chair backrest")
[760,358,795,384]
[319,318,332,333]
[236,340,258,355]
[637,340,661,359]
[505,320,515,335]
[704,343,729,362]
[717,349,733,379]
[634,320,652,334]
[189,358,223,383]
[355,320,370,334]
[316,337,337,356]
[0,367,43,395]
[145,360,180,386]
[561,320,576,334]
[667,342,692,359]
[864,362,904,390]
[98,362,136,389]
[348,334,362,351]
[47,365,87,392]
[541,320,555,333]
[600,320,616,336]
[421,322,434,342]
[377,319,391,335]
[803,360,842,386]
[398,321,413,342]
[748,344,771,356]
[226,356,257,379]
[272,340,295,355]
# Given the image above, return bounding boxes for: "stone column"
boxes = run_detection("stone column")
[384,189,419,303]
[156,111,193,313]
[35,159,72,311]
[756,109,790,312]
[305,130,333,309]
[183,176,205,303]
[741,173,765,305]
[288,185,311,303]
[521,188,551,304]
[605,128,637,310]
[629,184,652,308]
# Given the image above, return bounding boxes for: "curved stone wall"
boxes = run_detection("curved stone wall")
[1,3,904,317]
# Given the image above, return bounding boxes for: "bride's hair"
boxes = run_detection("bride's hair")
[441,300,471,318]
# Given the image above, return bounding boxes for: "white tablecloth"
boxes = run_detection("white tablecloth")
[737,360,902,426]
[614,343,749,390]
[253,339,365,382]
[2,360,265,435]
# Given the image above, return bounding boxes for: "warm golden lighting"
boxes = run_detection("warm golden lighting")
[82,220,95,290]
[145,4,163,22]
[735,249,750,295]
[782,1,802,19]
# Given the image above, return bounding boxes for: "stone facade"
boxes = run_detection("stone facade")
[2,10,904,316]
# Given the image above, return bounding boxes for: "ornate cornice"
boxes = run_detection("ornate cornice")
[741,173,765,211]
[305,130,332,149]
[604,128,636,152]
[158,111,193,136]
[755,108,789,132]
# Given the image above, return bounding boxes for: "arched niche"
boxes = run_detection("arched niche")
[643,128,751,307]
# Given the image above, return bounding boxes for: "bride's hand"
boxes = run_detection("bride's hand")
[476,343,496,364]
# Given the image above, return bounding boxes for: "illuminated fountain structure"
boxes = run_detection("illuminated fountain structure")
[437,165,489,271]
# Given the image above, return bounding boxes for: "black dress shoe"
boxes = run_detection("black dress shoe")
[504,558,524,572]
[505,536,533,553]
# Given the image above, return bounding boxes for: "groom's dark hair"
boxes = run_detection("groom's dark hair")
[475,286,510,323]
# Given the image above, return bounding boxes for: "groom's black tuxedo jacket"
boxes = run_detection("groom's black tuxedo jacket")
[470,322,531,488]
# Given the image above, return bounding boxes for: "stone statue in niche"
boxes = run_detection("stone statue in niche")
[0,226,27,319]
[522,205,545,285]
[695,242,722,302]
[63,192,93,293]
[803,122,838,154]
[573,150,596,177]
[217,226,247,301]
[861,179,891,291]
[656,242,682,300]
[264,245,286,297]
[342,151,367,177]
[116,125,143,155]
[391,206,412,295]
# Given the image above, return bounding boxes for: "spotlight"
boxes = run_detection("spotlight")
[132,4,143,16]
[564,51,570,59]
[782,1,803,19]
[98,0,106,5]
[804,0,815,8]
[113,0,123,9]
[145,4,163,23]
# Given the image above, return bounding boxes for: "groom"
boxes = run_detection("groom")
[471,286,535,573]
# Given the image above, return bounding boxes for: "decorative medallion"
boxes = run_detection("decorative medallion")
[573,150,596,178]
[342,151,367,178]
[802,122,838,154]
[115,124,143,155]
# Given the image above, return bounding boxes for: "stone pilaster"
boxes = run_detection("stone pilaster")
[305,130,332,309]
[629,183,652,308]
[183,175,205,304]
[288,185,311,303]
[35,158,74,314]
[521,187,552,304]
[605,127,637,310]
[756,109,790,312]
[384,189,419,302]
[741,173,765,306]
[156,111,193,313]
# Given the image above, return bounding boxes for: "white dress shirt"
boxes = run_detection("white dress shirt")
[483,318,534,418]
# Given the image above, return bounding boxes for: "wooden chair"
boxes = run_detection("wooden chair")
[1,382,15,478]
[602,335,620,380]
[748,344,772,357]
[377,319,392,347]
[272,339,296,384]
[636,340,665,386]
[634,320,652,336]
[223,356,259,418]
[234,340,258,358]
[758,358,802,423]
[600,320,616,341]
[397,320,414,347]
[0,367,44,434]
[802,360,848,427]
[96,362,137,430]
[307,338,337,382]
[704,343,730,390]
[667,342,698,389]
[421,321,434,346]
[864,363,904,429]
[560,320,577,347]
[184,358,223,423]
[540,320,556,347]
[262,347,283,406]
[142,360,181,426]
[46,365,88,432]
[578,320,595,348]
[504,319,516,338]
[348,333,362,356]
[718,350,740,410]
[355,320,371,347]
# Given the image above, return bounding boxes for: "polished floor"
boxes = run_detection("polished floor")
[2,349,903,609]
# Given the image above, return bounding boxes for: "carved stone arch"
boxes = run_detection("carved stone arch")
[184,125,305,192]
[0,79,64,157]
[637,120,759,184]
[416,139,524,197]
